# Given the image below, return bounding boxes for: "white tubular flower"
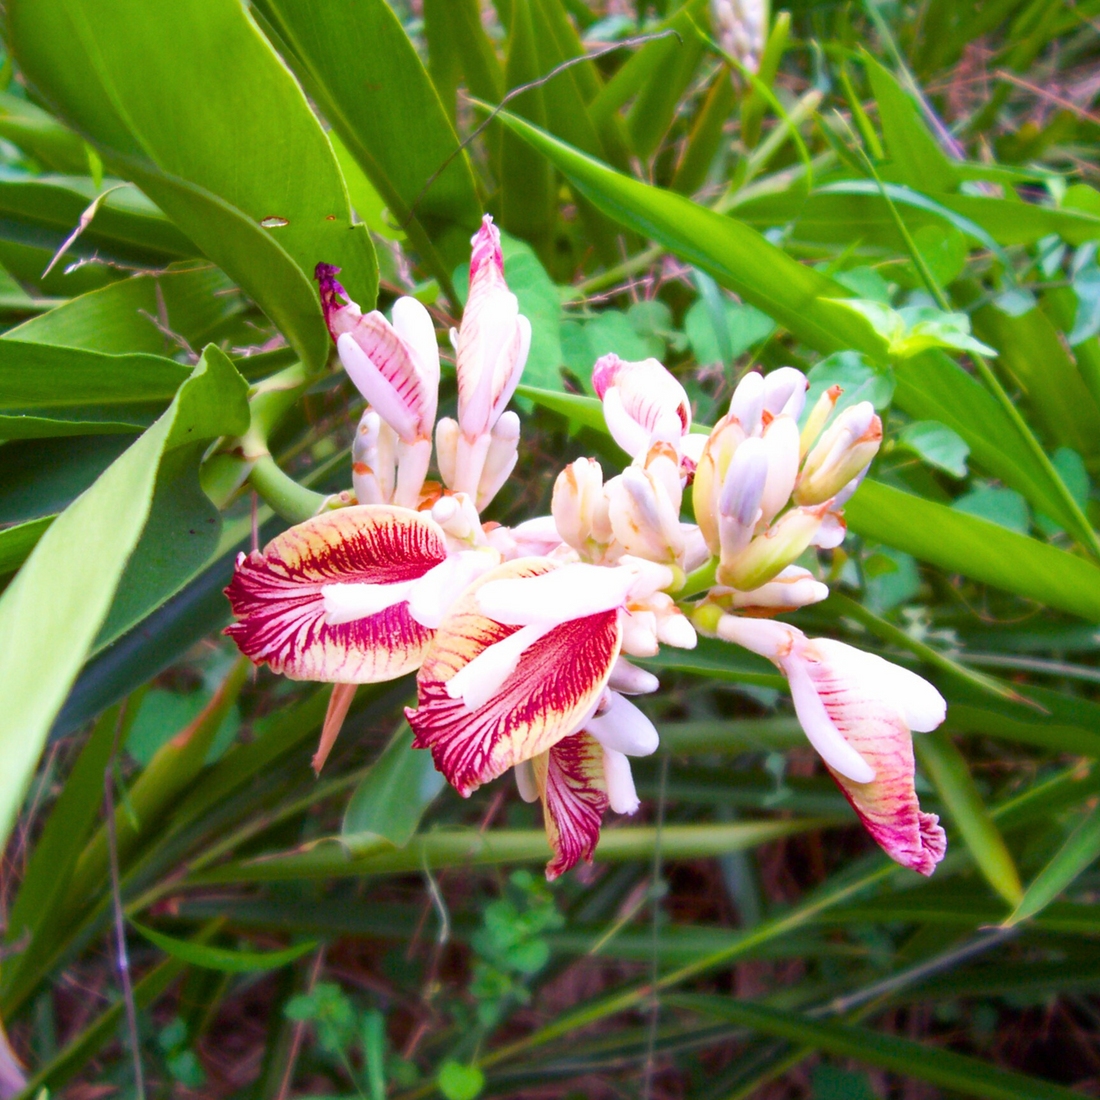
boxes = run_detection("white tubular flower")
[717,435,768,561]
[607,465,685,565]
[713,615,947,876]
[486,515,565,561]
[796,401,882,506]
[351,409,390,506]
[758,414,801,526]
[431,493,485,548]
[693,414,747,554]
[799,384,841,459]
[716,565,829,611]
[588,690,660,756]
[476,410,521,512]
[608,657,660,695]
[729,370,765,435]
[453,216,531,496]
[434,417,459,491]
[593,353,691,459]
[603,747,640,814]
[762,367,809,421]
[552,457,613,558]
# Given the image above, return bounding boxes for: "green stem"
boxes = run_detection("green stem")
[248,455,328,524]
[677,556,717,599]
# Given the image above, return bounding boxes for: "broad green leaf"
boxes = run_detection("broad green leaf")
[131,921,317,973]
[684,295,774,365]
[514,384,606,433]
[844,480,1100,622]
[500,1,556,253]
[0,170,197,262]
[0,340,191,438]
[0,90,89,173]
[493,110,889,359]
[915,732,1023,907]
[8,0,377,371]
[806,352,895,413]
[5,266,244,355]
[0,515,53,575]
[0,345,248,854]
[864,55,959,193]
[898,421,969,478]
[342,728,446,852]
[973,298,1100,461]
[252,0,481,288]
[952,486,1030,535]
[1005,807,1100,928]
[679,996,1083,1100]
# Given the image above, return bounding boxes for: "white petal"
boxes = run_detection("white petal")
[603,748,641,814]
[656,609,697,649]
[729,370,764,434]
[608,657,660,695]
[391,296,440,419]
[514,759,539,803]
[785,656,876,783]
[763,367,808,420]
[620,609,658,657]
[322,579,416,624]
[810,511,846,549]
[445,621,555,710]
[811,640,946,733]
[337,333,419,442]
[406,550,500,630]
[715,614,800,660]
[587,692,660,756]
[476,562,634,627]
[603,386,653,457]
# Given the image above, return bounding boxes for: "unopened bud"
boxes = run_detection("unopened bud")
[758,415,801,525]
[594,354,691,458]
[718,503,828,591]
[729,370,765,435]
[351,409,387,505]
[431,493,481,544]
[609,466,685,564]
[762,367,809,421]
[692,415,746,553]
[476,411,521,511]
[435,417,459,490]
[796,402,881,506]
[553,457,611,556]
[717,435,767,559]
[720,565,829,611]
[799,385,841,459]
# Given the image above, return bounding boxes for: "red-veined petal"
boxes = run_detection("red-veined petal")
[533,731,609,880]
[225,505,446,683]
[407,558,622,797]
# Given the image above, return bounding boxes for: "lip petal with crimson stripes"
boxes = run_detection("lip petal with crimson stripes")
[533,731,609,880]
[224,505,447,683]
[406,558,623,797]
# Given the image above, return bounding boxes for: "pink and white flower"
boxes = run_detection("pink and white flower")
[593,354,691,459]
[713,616,947,875]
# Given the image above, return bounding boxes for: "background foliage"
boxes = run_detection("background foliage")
[1,0,1100,1096]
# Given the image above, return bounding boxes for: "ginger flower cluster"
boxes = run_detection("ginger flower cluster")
[225,215,946,880]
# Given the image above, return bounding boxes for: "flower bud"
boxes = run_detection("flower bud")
[435,416,459,490]
[717,435,768,560]
[712,0,767,72]
[317,265,439,446]
[796,401,882,506]
[799,384,841,459]
[431,492,482,546]
[762,367,809,421]
[716,565,829,611]
[758,414,801,525]
[692,415,746,553]
[351,409,388,505]
[553,457,612,556]
[608,466,685,565]
[729,370,765,435]
[476,411,521,511]
[717,503,828,591]
[593,353,691,458]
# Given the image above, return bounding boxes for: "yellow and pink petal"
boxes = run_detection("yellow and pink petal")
[406,558,623,797]
[225,505,447,684]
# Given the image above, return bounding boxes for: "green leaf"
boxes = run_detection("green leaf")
[1005,807,1100,928]
[898,421,969,478]
[864,55,959,193]
[915,732,1023,907]
[952,486,1030,535]
[805,352,895,413]
[0,345,248,854]
[493,109,889,359]
[844,480,1100,621]
[438,1061,486,1100]
[0,515,53,575]
[5,266,244,355]
[131,921,317,973]
[685,295,774,366]
[8,0,377,371]
[679,996,1083,1100]
[0,90,89,172]
[252,0,481,289]
[342,728,446,852]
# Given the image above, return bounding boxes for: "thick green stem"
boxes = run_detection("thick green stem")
[677,556,718,599]
[248,454,328,524]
